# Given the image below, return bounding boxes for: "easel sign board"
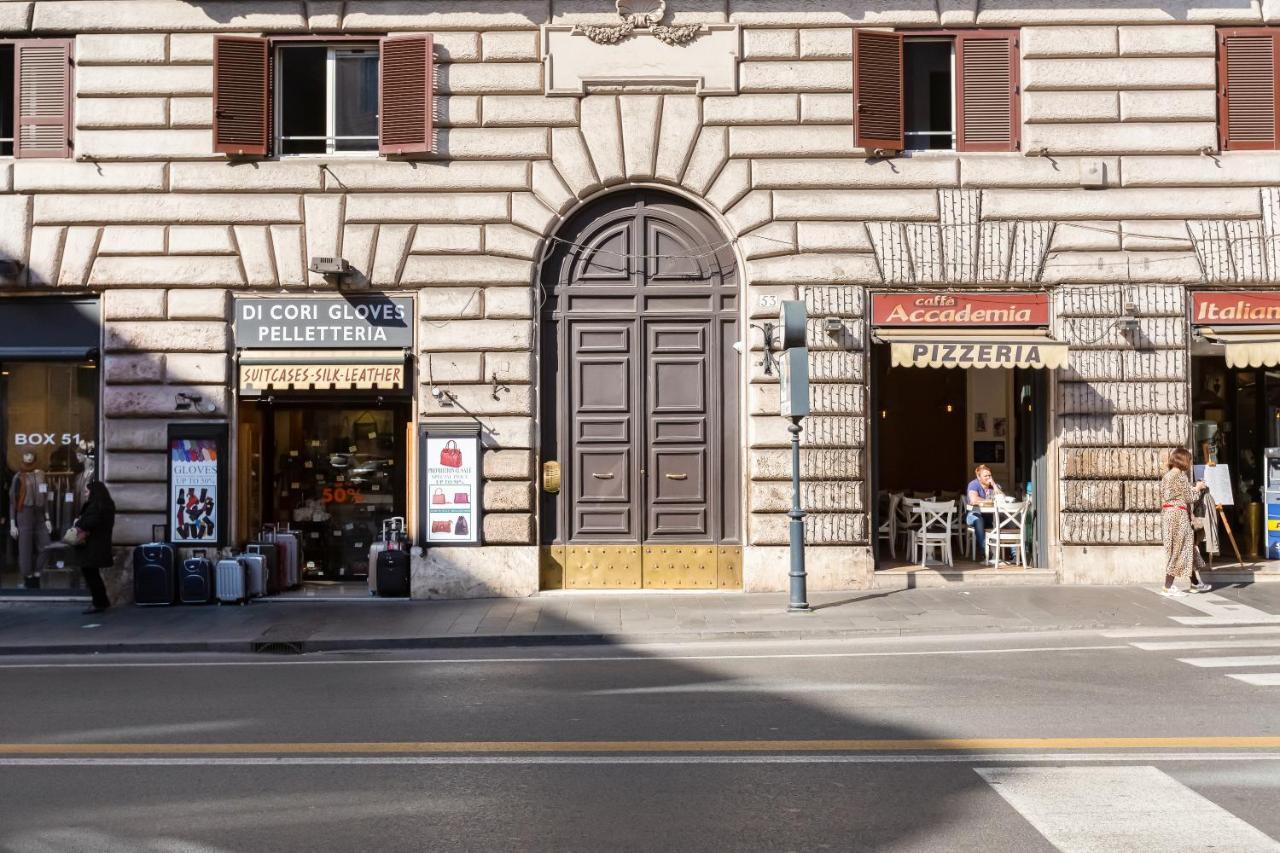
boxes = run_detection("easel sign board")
[1193,464,1234,506]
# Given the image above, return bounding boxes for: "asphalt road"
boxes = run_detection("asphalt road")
[1,626,1279,852]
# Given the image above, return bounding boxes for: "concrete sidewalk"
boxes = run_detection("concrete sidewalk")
[3,583,1279,656]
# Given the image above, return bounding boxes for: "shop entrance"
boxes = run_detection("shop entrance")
[538,190,742,589]
[871,349,1049,570]
[868,292,1059,574]
[238,398,409,595]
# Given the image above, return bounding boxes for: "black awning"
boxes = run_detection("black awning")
[0,298,100,359]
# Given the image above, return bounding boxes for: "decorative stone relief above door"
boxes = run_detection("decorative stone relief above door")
[542,3,740,96]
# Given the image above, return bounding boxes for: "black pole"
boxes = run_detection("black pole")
[788,415,810,612]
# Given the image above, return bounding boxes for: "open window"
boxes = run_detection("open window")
[1218,29,1279,150]
[0,40,73,159]
[212,34,433,159]
[277,44,378,155]
[1,45,13,157]
[855,29,1020,154]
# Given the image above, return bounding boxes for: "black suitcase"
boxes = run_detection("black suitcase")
[133,525,175,606]
[375,549,410,598]
[180,550,215,604]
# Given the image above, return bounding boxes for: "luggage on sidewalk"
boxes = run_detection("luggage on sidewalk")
[263,524,301,589]
[375,549,411,598]
[368,517,408,597]
[247,537,282,594]
[215,556,249,605]
[133,524,175,606]
[179,549,214,604]
[238,551,268,598]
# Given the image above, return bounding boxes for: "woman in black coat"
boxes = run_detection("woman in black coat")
[73,480,116,614]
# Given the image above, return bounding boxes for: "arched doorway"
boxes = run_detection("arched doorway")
[539,190,742,589]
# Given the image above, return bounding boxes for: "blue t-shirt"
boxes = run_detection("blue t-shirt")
[967,479,996,501]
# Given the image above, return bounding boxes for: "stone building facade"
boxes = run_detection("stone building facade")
[2,0,1279,597]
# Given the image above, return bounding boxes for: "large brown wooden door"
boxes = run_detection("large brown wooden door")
[540,191,740,588]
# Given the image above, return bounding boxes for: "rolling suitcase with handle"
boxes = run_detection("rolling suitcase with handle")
[215,555,249,605]
[375,548,411,598]
[133,524,175,606]
[238,550,268,598]
[276,526,301,588]
[180,549,214,604]
[368,518,407,596]
[245,540,280,594]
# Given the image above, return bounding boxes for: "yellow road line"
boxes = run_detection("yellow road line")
[3,737,1280,756]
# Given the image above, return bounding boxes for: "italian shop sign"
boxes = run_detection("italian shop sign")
[234,297,414,348]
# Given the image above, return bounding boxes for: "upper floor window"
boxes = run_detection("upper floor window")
[277,44,379,155]
[855,29,1020,155]
[1,45,13,156]
[213,35,434,159]
[0,40,73,159]
[1218,28,1279,150]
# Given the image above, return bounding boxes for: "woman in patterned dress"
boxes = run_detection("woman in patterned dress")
[1161,447,1210,597]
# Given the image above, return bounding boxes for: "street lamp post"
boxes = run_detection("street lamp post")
[777,300,811,614]
[787,414,809,612]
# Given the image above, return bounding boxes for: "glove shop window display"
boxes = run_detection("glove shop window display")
[1,361,99,592]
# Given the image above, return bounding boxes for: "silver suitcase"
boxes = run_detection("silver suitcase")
[215,557,248,605]
[238,552,267,598]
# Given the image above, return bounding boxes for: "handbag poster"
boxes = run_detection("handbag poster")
[424,434,479,544]
[170,437,219,544]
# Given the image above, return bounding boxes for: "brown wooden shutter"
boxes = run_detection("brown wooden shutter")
[1219,30,1278,151]
[14,40,73,159]
[854,30,904,152]
[956,32,1020,152]
[379,34,435,156]
[213,36,269,157]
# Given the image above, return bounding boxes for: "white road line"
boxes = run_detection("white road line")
[4,753,1280,767]
[1177,655,1280,668]
[1131,639,1280,651]
[976,766,1280,852]
[1229,673,1280,686]
[0,644,1129,670]
[1104,626,1280,639]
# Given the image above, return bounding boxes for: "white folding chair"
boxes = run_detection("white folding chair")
[877,492,902,559]
[985,498,1028,569]
[954,498,976,560]
[897,496,922,558]
[913,500,955,567]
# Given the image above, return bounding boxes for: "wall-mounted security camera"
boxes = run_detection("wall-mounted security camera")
[429,387,456,407]
[824,316,843,335]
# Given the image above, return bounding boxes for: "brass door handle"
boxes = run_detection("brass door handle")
[593,472,615,480]
[665,473,688,480]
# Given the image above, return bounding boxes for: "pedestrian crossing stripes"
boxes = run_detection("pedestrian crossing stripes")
[977,766,1280,852]
[1128,589,1280,688]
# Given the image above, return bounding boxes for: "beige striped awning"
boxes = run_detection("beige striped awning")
[1198,327,1280,369]
[876,328,1069,370]
[238,349,407,394]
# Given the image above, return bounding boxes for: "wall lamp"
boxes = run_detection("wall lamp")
[174,392,217,414]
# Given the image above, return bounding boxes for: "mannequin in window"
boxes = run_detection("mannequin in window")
[9,451,53,587]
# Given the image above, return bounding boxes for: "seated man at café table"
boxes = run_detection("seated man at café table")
[966,464,1003,565]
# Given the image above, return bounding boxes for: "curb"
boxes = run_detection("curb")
[0,620,1150,658]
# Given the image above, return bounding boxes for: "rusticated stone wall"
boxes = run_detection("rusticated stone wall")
[1055,284,1190,545]
[3,1,1280,585]
[748,285,866,547]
